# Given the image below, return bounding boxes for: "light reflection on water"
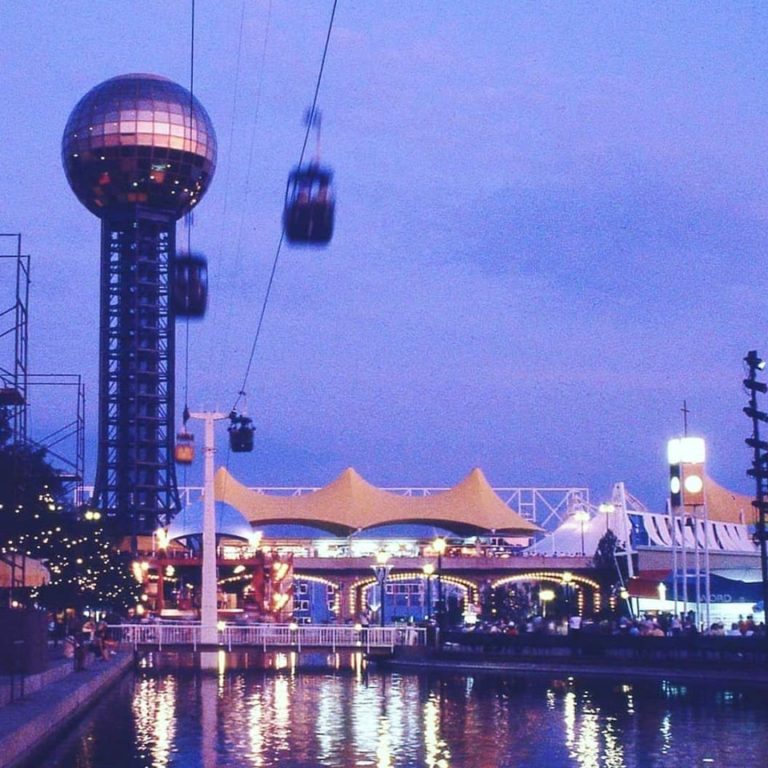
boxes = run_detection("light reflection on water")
[46,663,768,768]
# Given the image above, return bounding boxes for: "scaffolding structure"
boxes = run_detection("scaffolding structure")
[0,234,29,443]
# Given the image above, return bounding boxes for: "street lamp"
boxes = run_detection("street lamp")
[539,588,555,618]
[573,509,590,556]
[619,587,633,618]
[668,435,708,626]
[598,502,615,533]
[562,571,573,617]
[422,562,435,620]
[433,537,447,627]
[371,551,392,627]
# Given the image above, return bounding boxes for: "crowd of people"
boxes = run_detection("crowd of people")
[461,611,767,638]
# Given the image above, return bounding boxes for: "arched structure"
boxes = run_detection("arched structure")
[344,571,478,624]
[492,571,604,617]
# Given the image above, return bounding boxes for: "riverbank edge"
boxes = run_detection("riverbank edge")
[376,647,768,687]
[0,653,133,768]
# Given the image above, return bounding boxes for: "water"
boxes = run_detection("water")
[41,658,768,768]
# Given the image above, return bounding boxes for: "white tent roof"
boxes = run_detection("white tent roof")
[526,507,633,557]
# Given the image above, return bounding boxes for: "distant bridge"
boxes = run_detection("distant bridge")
[113,622,426,653]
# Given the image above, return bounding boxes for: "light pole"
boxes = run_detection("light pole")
[574,509,589,556]
[422,562,435,620]
[433,537,447,627]
[539,588,555,618]
[620,587,633,619]
[744,350,768,644]
[371,551,392,627]
[598,502,615,533]
[561,571,573,618]
[668,436,707,628]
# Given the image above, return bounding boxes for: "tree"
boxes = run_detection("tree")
[33,519,141,612]
[593,529,620,570]
[0,442,65,544]
[593,529,630,593]
[1,433,140,613]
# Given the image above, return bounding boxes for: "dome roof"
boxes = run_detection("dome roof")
[167,500,253,542]
[62,73,216,218]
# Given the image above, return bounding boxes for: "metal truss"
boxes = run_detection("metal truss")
[92,210,180,533]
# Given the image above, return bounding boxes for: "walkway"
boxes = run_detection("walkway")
[0,649,132,768]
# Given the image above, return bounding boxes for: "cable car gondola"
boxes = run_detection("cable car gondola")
[284,163,335,245]
[175,431,195,464]
[228,411,254,453]
[173,251,208,317]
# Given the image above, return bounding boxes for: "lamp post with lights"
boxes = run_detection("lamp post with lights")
[573,508,589,556]
[668,435,708,627]
[539,588,555,618]
[561,571,574,618]
[371,551,392,627]
[598,502,615,533]
[422,562,435,620]
[433,537,447,627]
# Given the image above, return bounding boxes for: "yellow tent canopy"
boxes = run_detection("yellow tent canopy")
[704,475,757,525]
[215,466,541,536]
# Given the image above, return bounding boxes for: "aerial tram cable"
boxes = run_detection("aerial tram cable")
[209,0,250,344]
[212,1,273,391]
[228,0,338,453]
[200,0,272,443]
[174,0,204,468]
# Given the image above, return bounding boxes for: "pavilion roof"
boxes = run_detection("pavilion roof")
[704,475,757,524]
[214,466,541,536]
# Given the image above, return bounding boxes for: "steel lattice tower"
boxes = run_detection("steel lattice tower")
[61,74,217,536]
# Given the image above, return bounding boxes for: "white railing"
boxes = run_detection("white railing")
[113,622,203,650]
[112,622,425,652]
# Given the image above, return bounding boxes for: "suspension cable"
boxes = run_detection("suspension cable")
[233,0,338,412]
[210,0,249,382]
[181,0,197,426]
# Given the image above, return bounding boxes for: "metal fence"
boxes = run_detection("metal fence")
[111,623,426,653]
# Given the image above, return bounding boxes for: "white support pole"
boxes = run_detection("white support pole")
[669,500,679,616]
[694,508,701,628]
[704,501,711,630]
[189,411,229,647]
[681,513,688,617]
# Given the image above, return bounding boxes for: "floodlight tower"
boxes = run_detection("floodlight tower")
[61,74,217,537]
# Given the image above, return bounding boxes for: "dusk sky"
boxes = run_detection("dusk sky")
[3,1,768,510]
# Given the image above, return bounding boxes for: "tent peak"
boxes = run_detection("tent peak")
[454,466,494,491]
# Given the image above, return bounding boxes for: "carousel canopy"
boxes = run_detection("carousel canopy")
[167,499,254,542]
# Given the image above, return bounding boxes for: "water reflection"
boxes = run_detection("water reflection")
[131,675,177,768]
[47,668,768,768]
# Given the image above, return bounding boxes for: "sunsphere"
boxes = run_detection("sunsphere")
[61,74,217,535]
[62,73,216,219]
